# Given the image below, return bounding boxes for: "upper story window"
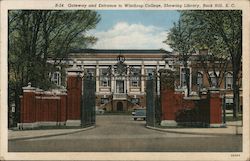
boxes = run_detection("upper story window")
[130,68,141,87]
[197,72,203,88]
[145,68,155,77]
[51,71,61,86]
[225,72,233,89]
[85,68,95,77]
[180,67,190,88]
[100,68,110,87]
[209,72,218,87]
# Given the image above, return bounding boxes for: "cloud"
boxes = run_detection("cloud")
[88,22,172,51]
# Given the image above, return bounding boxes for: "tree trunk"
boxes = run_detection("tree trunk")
[232,69,240,118]
[184,61,190,96]
[14,84,22,126]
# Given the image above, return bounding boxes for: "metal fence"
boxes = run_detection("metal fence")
[146,76,161,127]
[81,75,96,127]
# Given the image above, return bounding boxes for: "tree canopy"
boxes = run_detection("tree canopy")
[165,10,242,117]
[8,10,100,124]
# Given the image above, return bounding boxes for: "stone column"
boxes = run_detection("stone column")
[160,69,178,127]
[96,62,100,93]
[19,82,37,129]
[156,63,160,95]
[141,62,145,93]
[111,65,115,93]
[127,65,130,93]
[66,64,83,126]
[208,88,224,127]
[110,65,115,111]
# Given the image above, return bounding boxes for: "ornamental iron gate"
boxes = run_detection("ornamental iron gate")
[81,74,96,127]
[80,55,162,127]
[146,76,161,127]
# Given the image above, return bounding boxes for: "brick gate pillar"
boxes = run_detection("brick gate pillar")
[160,69,178,127]
[19,82,37,129]
[208,88,224,127]
[66,62,83,126]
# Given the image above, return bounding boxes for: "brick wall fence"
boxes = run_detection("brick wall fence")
[18,68,224,129]
[18,66,83,129]
[160,69,224,127]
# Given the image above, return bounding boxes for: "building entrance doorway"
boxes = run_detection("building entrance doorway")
[117,102,123,111]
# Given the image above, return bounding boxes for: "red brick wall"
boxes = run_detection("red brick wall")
[35,95,42,122]
[161,90,182,120]
[67,76,82,120]
[209,92,222,124]
[161,90,222,124]
[59,95,67,122]
[47,99,58,122]
[160,89,222,125]
[21,91,67,124]
[22,92,36,123]
[20,72,82,125]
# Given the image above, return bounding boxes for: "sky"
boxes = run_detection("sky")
[88,10,180,51]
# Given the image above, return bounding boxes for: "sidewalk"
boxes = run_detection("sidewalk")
[147,121,243,136]
[8,126,95,141]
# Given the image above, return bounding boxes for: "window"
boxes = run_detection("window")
[209,72,218,87]
[130,68,141,87]
[225,72,233,89]
[100,68,110,87]
[180,68,190,88]
[197,72,203,88]
[131,78,139,87]
[145,68,155,78]
[101,78,109,87]
[85,68,95,77]
[51,72,61,86]
[100,77,110,87]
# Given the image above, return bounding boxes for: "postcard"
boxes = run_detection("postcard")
[0,0,249,160]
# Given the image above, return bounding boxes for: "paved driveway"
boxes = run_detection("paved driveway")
[9,115,242,152]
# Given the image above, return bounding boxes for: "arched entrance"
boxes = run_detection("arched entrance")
[117,102,123,111]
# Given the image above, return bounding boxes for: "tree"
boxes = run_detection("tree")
[8,10,100,125]
[183,11,242,118]
[164,17,197,96]
[165,10,242,118]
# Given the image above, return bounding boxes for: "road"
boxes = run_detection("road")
[9,115,242,152]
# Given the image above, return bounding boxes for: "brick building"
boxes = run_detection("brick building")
[50,49,242,112]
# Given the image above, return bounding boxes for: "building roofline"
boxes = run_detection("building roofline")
[69,48,171,54]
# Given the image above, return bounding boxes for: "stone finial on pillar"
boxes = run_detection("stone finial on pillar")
[67,59,83,76]
[22,82,36,92]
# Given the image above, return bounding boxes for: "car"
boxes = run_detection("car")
[132,108,146,121]
[96,109,105,115]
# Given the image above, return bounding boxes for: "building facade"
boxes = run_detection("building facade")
[64,49,169,112]
[50,49,242,112]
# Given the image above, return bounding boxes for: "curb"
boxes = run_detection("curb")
[8,126,95,141]
[146,126,242,136]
